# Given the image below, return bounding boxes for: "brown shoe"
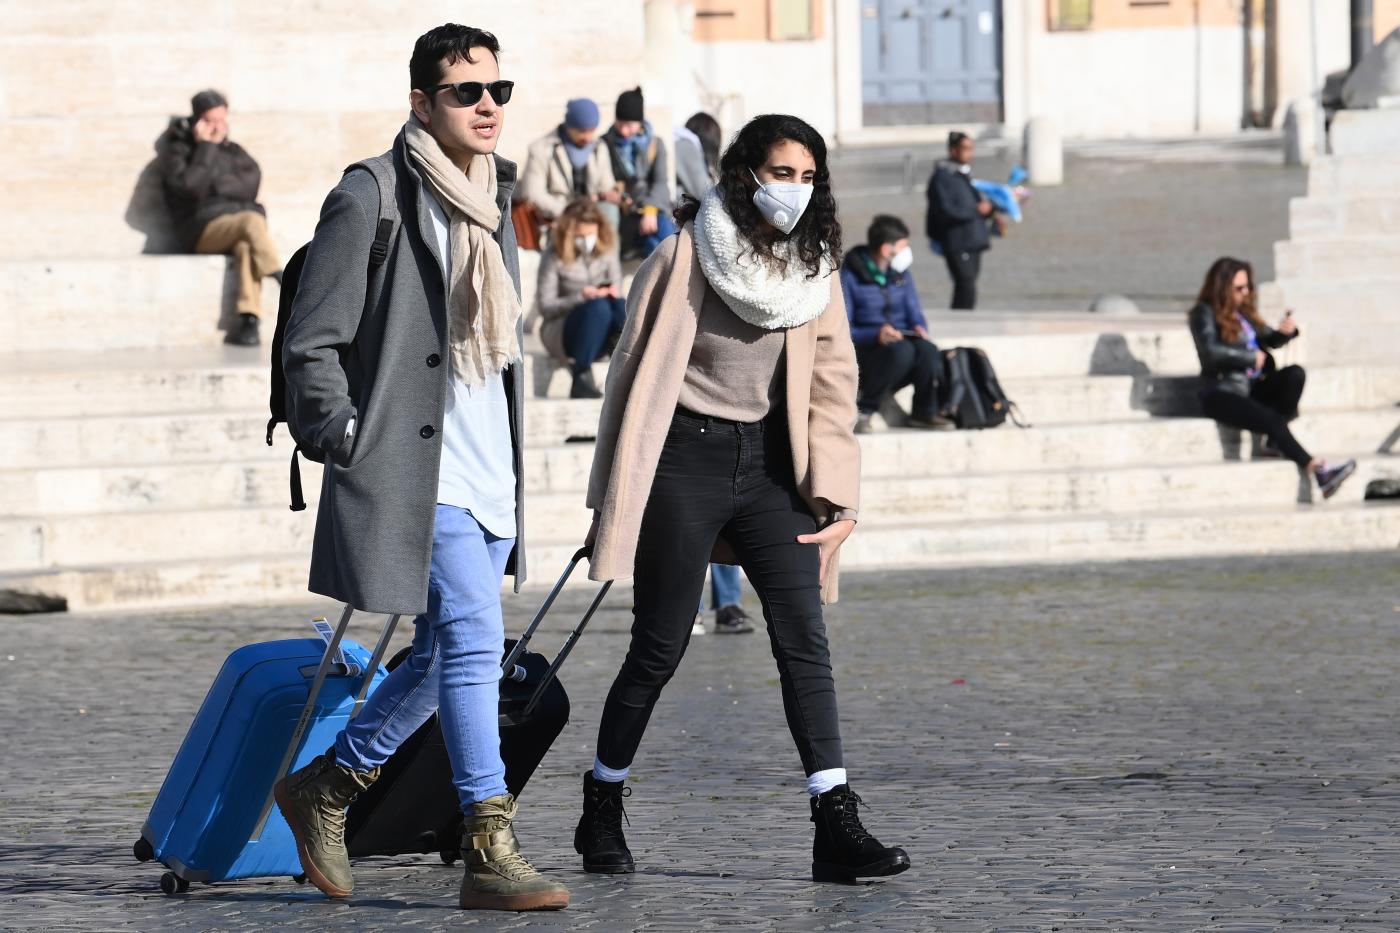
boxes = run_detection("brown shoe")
[459,794,570,911]
[273,749,378,898]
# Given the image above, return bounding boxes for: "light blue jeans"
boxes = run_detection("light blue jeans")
[336,505,513,808]
[698,563,743,613]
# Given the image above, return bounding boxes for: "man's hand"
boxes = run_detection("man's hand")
[878,323,904,346]
[597,189,621,204]
[977,200,994,217]
[914,325,929,340]
[995,216,1008,236]
[639,212,659,236]
[796,520,855,588]
[192,117,218,143]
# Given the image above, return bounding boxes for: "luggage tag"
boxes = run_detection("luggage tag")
[312,617,364,677]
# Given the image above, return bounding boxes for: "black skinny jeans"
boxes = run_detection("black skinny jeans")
[594,407,844,777]
[855,337,942,417]
[1200,364,1311,467]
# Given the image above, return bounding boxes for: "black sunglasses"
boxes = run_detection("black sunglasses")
[426,80,514,107]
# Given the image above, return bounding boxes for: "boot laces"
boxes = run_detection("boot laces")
[835,791,873,845]
[491,848,542,882]
[592,786,632,842]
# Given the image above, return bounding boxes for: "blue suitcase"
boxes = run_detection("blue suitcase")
[132,608,400,895]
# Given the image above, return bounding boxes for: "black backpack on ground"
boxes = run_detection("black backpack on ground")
[266,153,401,511]
[938,346,1029,430]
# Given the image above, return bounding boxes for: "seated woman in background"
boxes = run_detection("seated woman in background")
[1188,257,1356,499]
[537,199,625,398]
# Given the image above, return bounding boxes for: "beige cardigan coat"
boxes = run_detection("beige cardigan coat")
[585,225,860,603]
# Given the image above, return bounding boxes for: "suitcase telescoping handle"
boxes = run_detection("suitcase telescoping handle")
[501,546,612,718]
[252,605,401,840]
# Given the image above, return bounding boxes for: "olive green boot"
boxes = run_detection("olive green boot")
[458,794,570,912]
[273,749,379,898]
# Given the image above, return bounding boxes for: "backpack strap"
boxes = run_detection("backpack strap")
[345,151,400,268]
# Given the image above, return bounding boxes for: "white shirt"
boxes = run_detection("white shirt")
[424,191,518,538]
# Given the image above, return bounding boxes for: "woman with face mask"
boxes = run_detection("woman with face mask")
[574,115,910,885]
[535,198,624,398]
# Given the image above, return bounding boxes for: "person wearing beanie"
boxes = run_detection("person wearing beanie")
[156,89,282,346]
[602,87,675,259]
[520,96,619,228]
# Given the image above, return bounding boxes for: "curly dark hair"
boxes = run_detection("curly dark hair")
[675,113,841,280]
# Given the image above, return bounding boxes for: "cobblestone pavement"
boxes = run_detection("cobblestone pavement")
[3,552,1400,931]
[830,134,1307,313]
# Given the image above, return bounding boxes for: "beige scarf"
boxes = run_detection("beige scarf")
[404,117,521,388]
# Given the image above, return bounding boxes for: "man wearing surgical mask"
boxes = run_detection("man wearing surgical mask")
[841,215,951,433]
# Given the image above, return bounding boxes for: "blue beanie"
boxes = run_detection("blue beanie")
[564,98,600,131]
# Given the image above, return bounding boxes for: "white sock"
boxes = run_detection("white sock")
[592,757,629,784]
[807,768,847,796]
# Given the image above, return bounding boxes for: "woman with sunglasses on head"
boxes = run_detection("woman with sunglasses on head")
[573,114,910,884]
[1189,257,1356,498]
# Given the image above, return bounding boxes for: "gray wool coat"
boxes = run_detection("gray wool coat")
[282,131,526,616]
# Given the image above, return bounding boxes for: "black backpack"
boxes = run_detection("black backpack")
[937,347,1029,430]
[266,152,401,511]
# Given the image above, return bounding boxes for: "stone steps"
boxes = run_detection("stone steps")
[1306,155,1400,198]
[5,499,1397,613]
[4,404,1393,477]
[1274,235,1400,281]
[1288,196,1400,239]
[1327,109,1400,157]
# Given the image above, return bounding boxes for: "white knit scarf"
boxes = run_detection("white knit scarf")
[404,117,521,387]
[691,186,833,330]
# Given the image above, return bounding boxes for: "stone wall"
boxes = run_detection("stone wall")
[0,2,645,260]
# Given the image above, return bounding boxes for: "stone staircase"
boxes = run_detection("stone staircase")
[4,108,1399,612]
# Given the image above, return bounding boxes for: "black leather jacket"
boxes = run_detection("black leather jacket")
[1188,301,1298,396]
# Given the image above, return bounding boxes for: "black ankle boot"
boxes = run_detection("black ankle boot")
[570,370,603,399]
[810,784,910,883]
[574,771,635,874]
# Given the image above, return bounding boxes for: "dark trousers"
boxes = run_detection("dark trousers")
[595,408,844,777]
[563,296,626,375]
[1201,365,1311,467]
[944,249,982,310]
[855,338,941,417]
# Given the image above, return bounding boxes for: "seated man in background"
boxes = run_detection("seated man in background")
[158,89,281,346]
[520,98,620,229]
[842,215,952,434]
[602,87,675,259]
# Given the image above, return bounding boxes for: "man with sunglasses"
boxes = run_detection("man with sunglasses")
[276,23,568,912]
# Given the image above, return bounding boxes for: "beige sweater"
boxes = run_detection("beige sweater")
[586,224,860,603]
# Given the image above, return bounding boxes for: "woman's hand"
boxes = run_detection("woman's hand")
[581,285,602,300]
[796,520,855,587]
[1278,313,1298,336]
[1255,349,1267,370]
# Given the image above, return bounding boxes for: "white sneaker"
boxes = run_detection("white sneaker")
[691,612,707,635]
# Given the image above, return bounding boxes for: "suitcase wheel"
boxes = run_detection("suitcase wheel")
[293,874,308,885]
[132,838,154,863]
[440,849,459,866]
[160,872,190,896]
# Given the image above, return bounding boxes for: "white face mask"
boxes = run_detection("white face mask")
[749,169,814,236]
[889,245,913,273]
[575,234,598,255]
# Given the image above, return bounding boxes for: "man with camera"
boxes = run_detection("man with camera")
[158,89,281,346]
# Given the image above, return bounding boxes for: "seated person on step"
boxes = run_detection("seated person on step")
[1188,257,1355,499]
[536,199,624,399]
[157,89,282,347]
[842,215,953,434]
[520,97,620,230]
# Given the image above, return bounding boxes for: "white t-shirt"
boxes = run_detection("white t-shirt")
[424,191,518,539]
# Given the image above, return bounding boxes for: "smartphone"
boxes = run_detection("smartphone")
[597,281,613,289]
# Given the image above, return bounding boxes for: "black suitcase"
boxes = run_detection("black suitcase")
[345,548,610,863]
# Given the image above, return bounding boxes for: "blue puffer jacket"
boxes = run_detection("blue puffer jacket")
[840,246,929,348]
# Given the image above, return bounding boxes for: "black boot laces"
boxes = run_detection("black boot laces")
[592,785,632,843]
[833,791,873,846]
